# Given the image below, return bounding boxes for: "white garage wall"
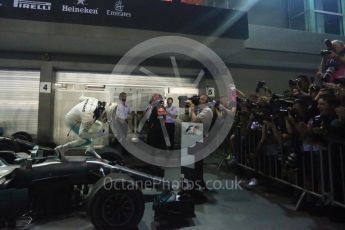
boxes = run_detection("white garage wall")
[0,70,40,137]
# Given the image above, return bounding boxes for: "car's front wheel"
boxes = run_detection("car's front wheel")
[88,174,145,230]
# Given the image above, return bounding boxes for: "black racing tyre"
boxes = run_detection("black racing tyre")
[0,151,15,164]
[11,132,32,143]
[88,174,145,230]
[100,152,125,166]
[0,139,15,152]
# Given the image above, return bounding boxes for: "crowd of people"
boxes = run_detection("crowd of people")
[231,39,345,192]
[235,40,345,149]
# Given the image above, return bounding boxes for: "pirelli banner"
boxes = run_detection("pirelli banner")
[0,0,248,39]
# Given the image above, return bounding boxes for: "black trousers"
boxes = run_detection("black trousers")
[181,160,204,189]
[165,123,175,150]
[148,127,166,150]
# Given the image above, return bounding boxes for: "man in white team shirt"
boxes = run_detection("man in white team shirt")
[55,96,117,159]
[113,92,133,141]
[165,97,178,150]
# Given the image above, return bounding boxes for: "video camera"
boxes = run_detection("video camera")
[269,93,295,116]
[185,95,216,108]
[270,93,294,108]
[186,95,201,107]
[250,93,295,126]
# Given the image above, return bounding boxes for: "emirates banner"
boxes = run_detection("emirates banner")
[0,0,248,39]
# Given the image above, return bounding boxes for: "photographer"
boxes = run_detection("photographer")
[188,94,213,191]
[255,81,272,96]
[213,96,236,160]
[318,40,345,83]
[190,94,213,137]
[232,101,255,163]
[286,98,313,139]
[296,94,339,191]
[290,75,311,96]
[334,80,345,106]
[298,94,339,143]
[333,106,345,137]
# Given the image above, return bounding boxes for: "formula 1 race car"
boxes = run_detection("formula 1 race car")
[0,137,173,230]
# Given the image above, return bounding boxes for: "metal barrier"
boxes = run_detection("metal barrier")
[327,139,345,209]
[232,125,345,210]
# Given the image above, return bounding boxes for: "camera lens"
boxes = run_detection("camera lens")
[289,80,296,86]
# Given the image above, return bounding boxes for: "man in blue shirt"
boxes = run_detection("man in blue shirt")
[165,97,178,150]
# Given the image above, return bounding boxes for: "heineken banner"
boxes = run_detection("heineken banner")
[0,0,248,39]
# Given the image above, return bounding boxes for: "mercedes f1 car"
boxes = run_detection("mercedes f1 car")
[0,137,172,230]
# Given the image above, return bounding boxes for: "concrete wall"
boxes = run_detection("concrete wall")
[245,24,345,55]
[0,18,245,59]
[2,18,342,69]
[196,66,314,99]
[230,67,313,95]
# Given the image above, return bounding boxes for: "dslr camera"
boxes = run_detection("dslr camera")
[288,78,301,88]
[322,58,338,82]
[320,39,334,56]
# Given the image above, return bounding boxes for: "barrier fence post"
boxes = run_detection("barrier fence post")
[245,132,248,166]
[311,149,315,193]
[239,127,243,165]
[275,155,277,178]
[319,147,326,203]
[294,141,299,186]
[327,142,334,205]
[302,149,307,190]
[339,144,345,205]
[250,131,255,170]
